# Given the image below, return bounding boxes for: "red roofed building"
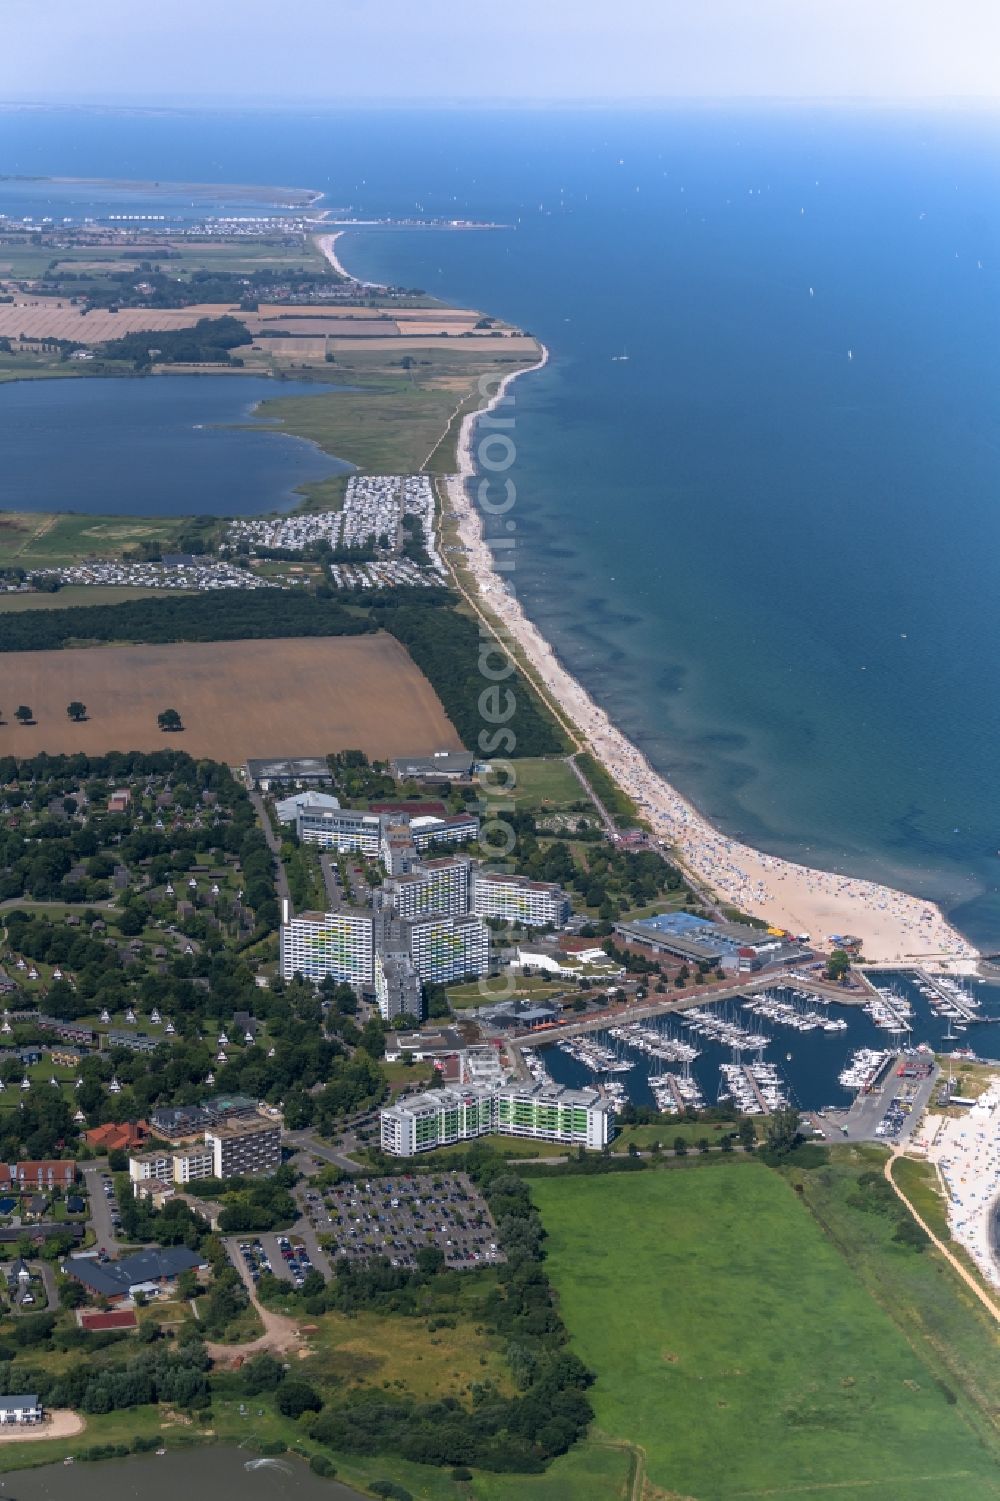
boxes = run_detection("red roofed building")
[16,1161,75,1189]
[85,1122,150,1153]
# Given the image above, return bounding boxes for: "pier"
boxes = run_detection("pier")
[508,970,865,1050]
[914,970,981,1023]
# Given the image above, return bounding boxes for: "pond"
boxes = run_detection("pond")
[0,376,350,516]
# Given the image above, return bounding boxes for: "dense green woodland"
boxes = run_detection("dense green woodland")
[97,315,251,367]
[0,589,566,757]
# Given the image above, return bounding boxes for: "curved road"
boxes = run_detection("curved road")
[884,1150,1000,1325]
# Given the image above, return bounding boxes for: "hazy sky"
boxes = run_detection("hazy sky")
[4,0,999,106]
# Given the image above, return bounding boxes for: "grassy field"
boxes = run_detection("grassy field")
[0,635,463,764]
[0,586,186,613]
[531,1161,1000,1501]
[258,344,538,475]
[499,756,590,810]
[0,512,193,571]
[298,1304,514,1402]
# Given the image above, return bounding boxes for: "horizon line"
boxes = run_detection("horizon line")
[4,94,1000,114]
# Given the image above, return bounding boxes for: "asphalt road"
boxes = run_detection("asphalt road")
[82,1163,125,1254]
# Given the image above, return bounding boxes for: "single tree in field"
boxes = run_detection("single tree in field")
[14,706,33,726]
[157,708,183,733]
[66,701,87,722]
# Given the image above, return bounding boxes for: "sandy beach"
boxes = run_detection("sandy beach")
[316,231,380,289]
[924,1082,1000,1288]
[444,361,978,968]
[319,226,977,966]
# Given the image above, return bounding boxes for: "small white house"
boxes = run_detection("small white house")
[0,1394,42,1424]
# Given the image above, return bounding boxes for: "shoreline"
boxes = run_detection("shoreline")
[324,226,977,966]
[316,231,381,289]
[446,367,977,968]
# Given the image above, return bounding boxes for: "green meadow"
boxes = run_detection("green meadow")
[531,1161,1000,1501]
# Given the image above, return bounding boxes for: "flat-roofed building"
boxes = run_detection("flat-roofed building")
[280,909,373,987]
[472,871,570,928]
[296,805,383,854]
[172,1145,215,1184]
[495,1082,612,1149]
[402,912,490,985]
[380,1080,613,1155]
[246,757,332,791]
[374,949,423,1023]
[275,790,341,825]
[206,1117,281,1179]
[380,1086,495,1156]
[391,750,474,782]
[385,856,471,921]
[129,1151,174,1185]
[409,812,479,852]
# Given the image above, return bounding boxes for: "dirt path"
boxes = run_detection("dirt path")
[884,1150,1000,1325]
[204,1300,304,1364]
[204,1242,305,1364]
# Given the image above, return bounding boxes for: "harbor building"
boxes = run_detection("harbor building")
[380,1080,613,1156]
[280,909,374,987]
[374,949,424,1023]
[206,1117,281,1179]
[402,912,490,984]
[472,871,570,928]
[384,856,471,921]
[615,911,810,973]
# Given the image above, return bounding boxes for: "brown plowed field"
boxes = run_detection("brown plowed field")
[0,634,463,763]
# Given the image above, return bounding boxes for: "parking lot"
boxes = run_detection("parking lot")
[316,1171,504,1271]
[232,1233,319,1289]
[83,1165,124,1252]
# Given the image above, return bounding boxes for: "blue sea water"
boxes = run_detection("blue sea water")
[3,106,1000,945]
[541,973,1000,1113]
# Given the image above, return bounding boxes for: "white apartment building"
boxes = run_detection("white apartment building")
[128,1151,174,1185]
[385,856,471,921]
[280,909,374,987]
[380,1081,613,1156]
[409,813,480,852]
[296,805,383,855]
[172,1145,215,1183]
[403,912,490,985]
[472,871,571,928]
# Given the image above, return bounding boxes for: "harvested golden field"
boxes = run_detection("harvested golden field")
[0,296,523,348]
[326,334,540,354]
[0,635,463,763]
[0,299,238,343]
